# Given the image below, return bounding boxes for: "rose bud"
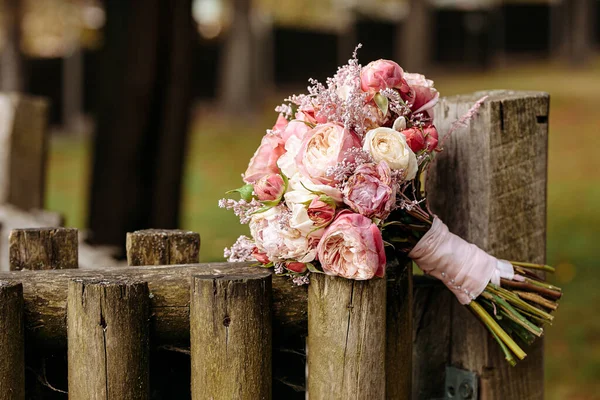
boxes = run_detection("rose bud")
[252,247,270,264]
[360,59,410,100]
[307,196,336,228]
[286,261,307,274]
[400,127,426,153]
[254,173,286,202]
[423,125,439,152]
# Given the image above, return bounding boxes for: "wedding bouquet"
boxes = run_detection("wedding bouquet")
[220,46,561,365]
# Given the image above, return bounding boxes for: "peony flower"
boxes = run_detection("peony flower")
[363,127,418,180]
[249,206,316,263]
[403,72,439,118]
[281,119,311,143]
[307,197,336,227]
[286,261,308,274]
[295,123,362,186]
[243,133,286,183]
[317,211,386,280]
[343,161,396,219]
[360,59,410,100]
[423,125,439,152]
[400,127,426,153]
[254,173,286,202]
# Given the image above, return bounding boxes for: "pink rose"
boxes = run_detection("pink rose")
[254,173,286,202]
[281,120,311,143]
[286,261,307,273]
[402,73,439,118]
[343,161,396,219]
[243,134,286,183]
[296,105,328,125]
[423,125,439,151]
[317,211,386,280]
[307,197,336,227]
[295,123,361,186]
[361,59,410,100]
[400,127,426,153]
[252,248,270,264]
[273,113,288,132]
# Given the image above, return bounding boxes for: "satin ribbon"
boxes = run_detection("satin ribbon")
[408,217,514,305]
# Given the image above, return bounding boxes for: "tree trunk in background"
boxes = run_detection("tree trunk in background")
[552,0,596,65]
[1,0,23,92]
[397,0,431,72]
[218,0,255,114]
[88,1,193,251]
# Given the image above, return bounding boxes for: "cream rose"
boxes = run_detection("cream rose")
[363,127,418,180]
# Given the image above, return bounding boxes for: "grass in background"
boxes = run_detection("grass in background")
[46,59,600,399]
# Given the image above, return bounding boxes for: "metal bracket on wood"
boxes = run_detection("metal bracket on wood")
[445,366,478,400]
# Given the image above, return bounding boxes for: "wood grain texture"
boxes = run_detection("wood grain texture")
[126,229,200,266]
[0,281,24,400]
[9,228,78,271]
[418,90,549,399]
[385,253,413,400]
[307,274,386,400]
[0,94,48,210]
[191,273,272,400]
[67,278,150,400]
[0,263,303,349]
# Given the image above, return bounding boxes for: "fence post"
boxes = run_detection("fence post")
[0,94,49,210]
[413,90,549,399]
[191,272,272,400]
[307,274,387,399]
[0,281,24,400]
[9,228,78,270]
[67,278,150,400]
[126,229,200,266]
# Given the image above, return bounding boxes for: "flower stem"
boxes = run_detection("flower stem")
[509,261,555,273]
[469,301,527,360]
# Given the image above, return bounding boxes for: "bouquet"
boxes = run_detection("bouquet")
[220,46,561,365]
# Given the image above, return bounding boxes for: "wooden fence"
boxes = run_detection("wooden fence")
[0,90,549,399]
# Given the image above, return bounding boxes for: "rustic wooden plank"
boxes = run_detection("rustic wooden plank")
[9,228,78,271]
[0,263,303,349]
[420,90,549,399]
[0,281,24,400]
[307,274,386,399]
[385,253,413,399]
[126,229,200,266]
[191,273,272,399]
[0,94,49,210]
[67,278,150,400]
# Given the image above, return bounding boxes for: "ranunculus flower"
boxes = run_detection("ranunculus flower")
[400,127,426,153]
[254,173,286,202]
[286,261,307,273]
[402,72,439,118]
[360,59,410,100]
[307,197,336,227]
[423,125,439,152]
[243,133,286,183]
[343,162,396,219]
[363,127,418,180]
[252,248,270,264]
[317,211,386,280]
[295,123,362,186]
[250,206,316,263]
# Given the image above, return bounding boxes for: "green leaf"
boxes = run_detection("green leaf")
[306,263,324,274]
[374,92,389,115]
[226,184,254,202]
[250,205,273,215]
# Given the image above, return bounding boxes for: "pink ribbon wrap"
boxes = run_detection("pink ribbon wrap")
[408,217,514,305]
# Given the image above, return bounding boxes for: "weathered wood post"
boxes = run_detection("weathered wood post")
[0,94,49,210]
[307,274,387,399]
[126,229,200,266]
[9,228,78,270]
[413,90,549,399]
[67,278,150,400]
[0,281,24,400]
[191,272,272,400]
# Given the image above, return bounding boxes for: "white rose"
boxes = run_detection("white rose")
[363,127,418,180]
[249,206,316,263]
